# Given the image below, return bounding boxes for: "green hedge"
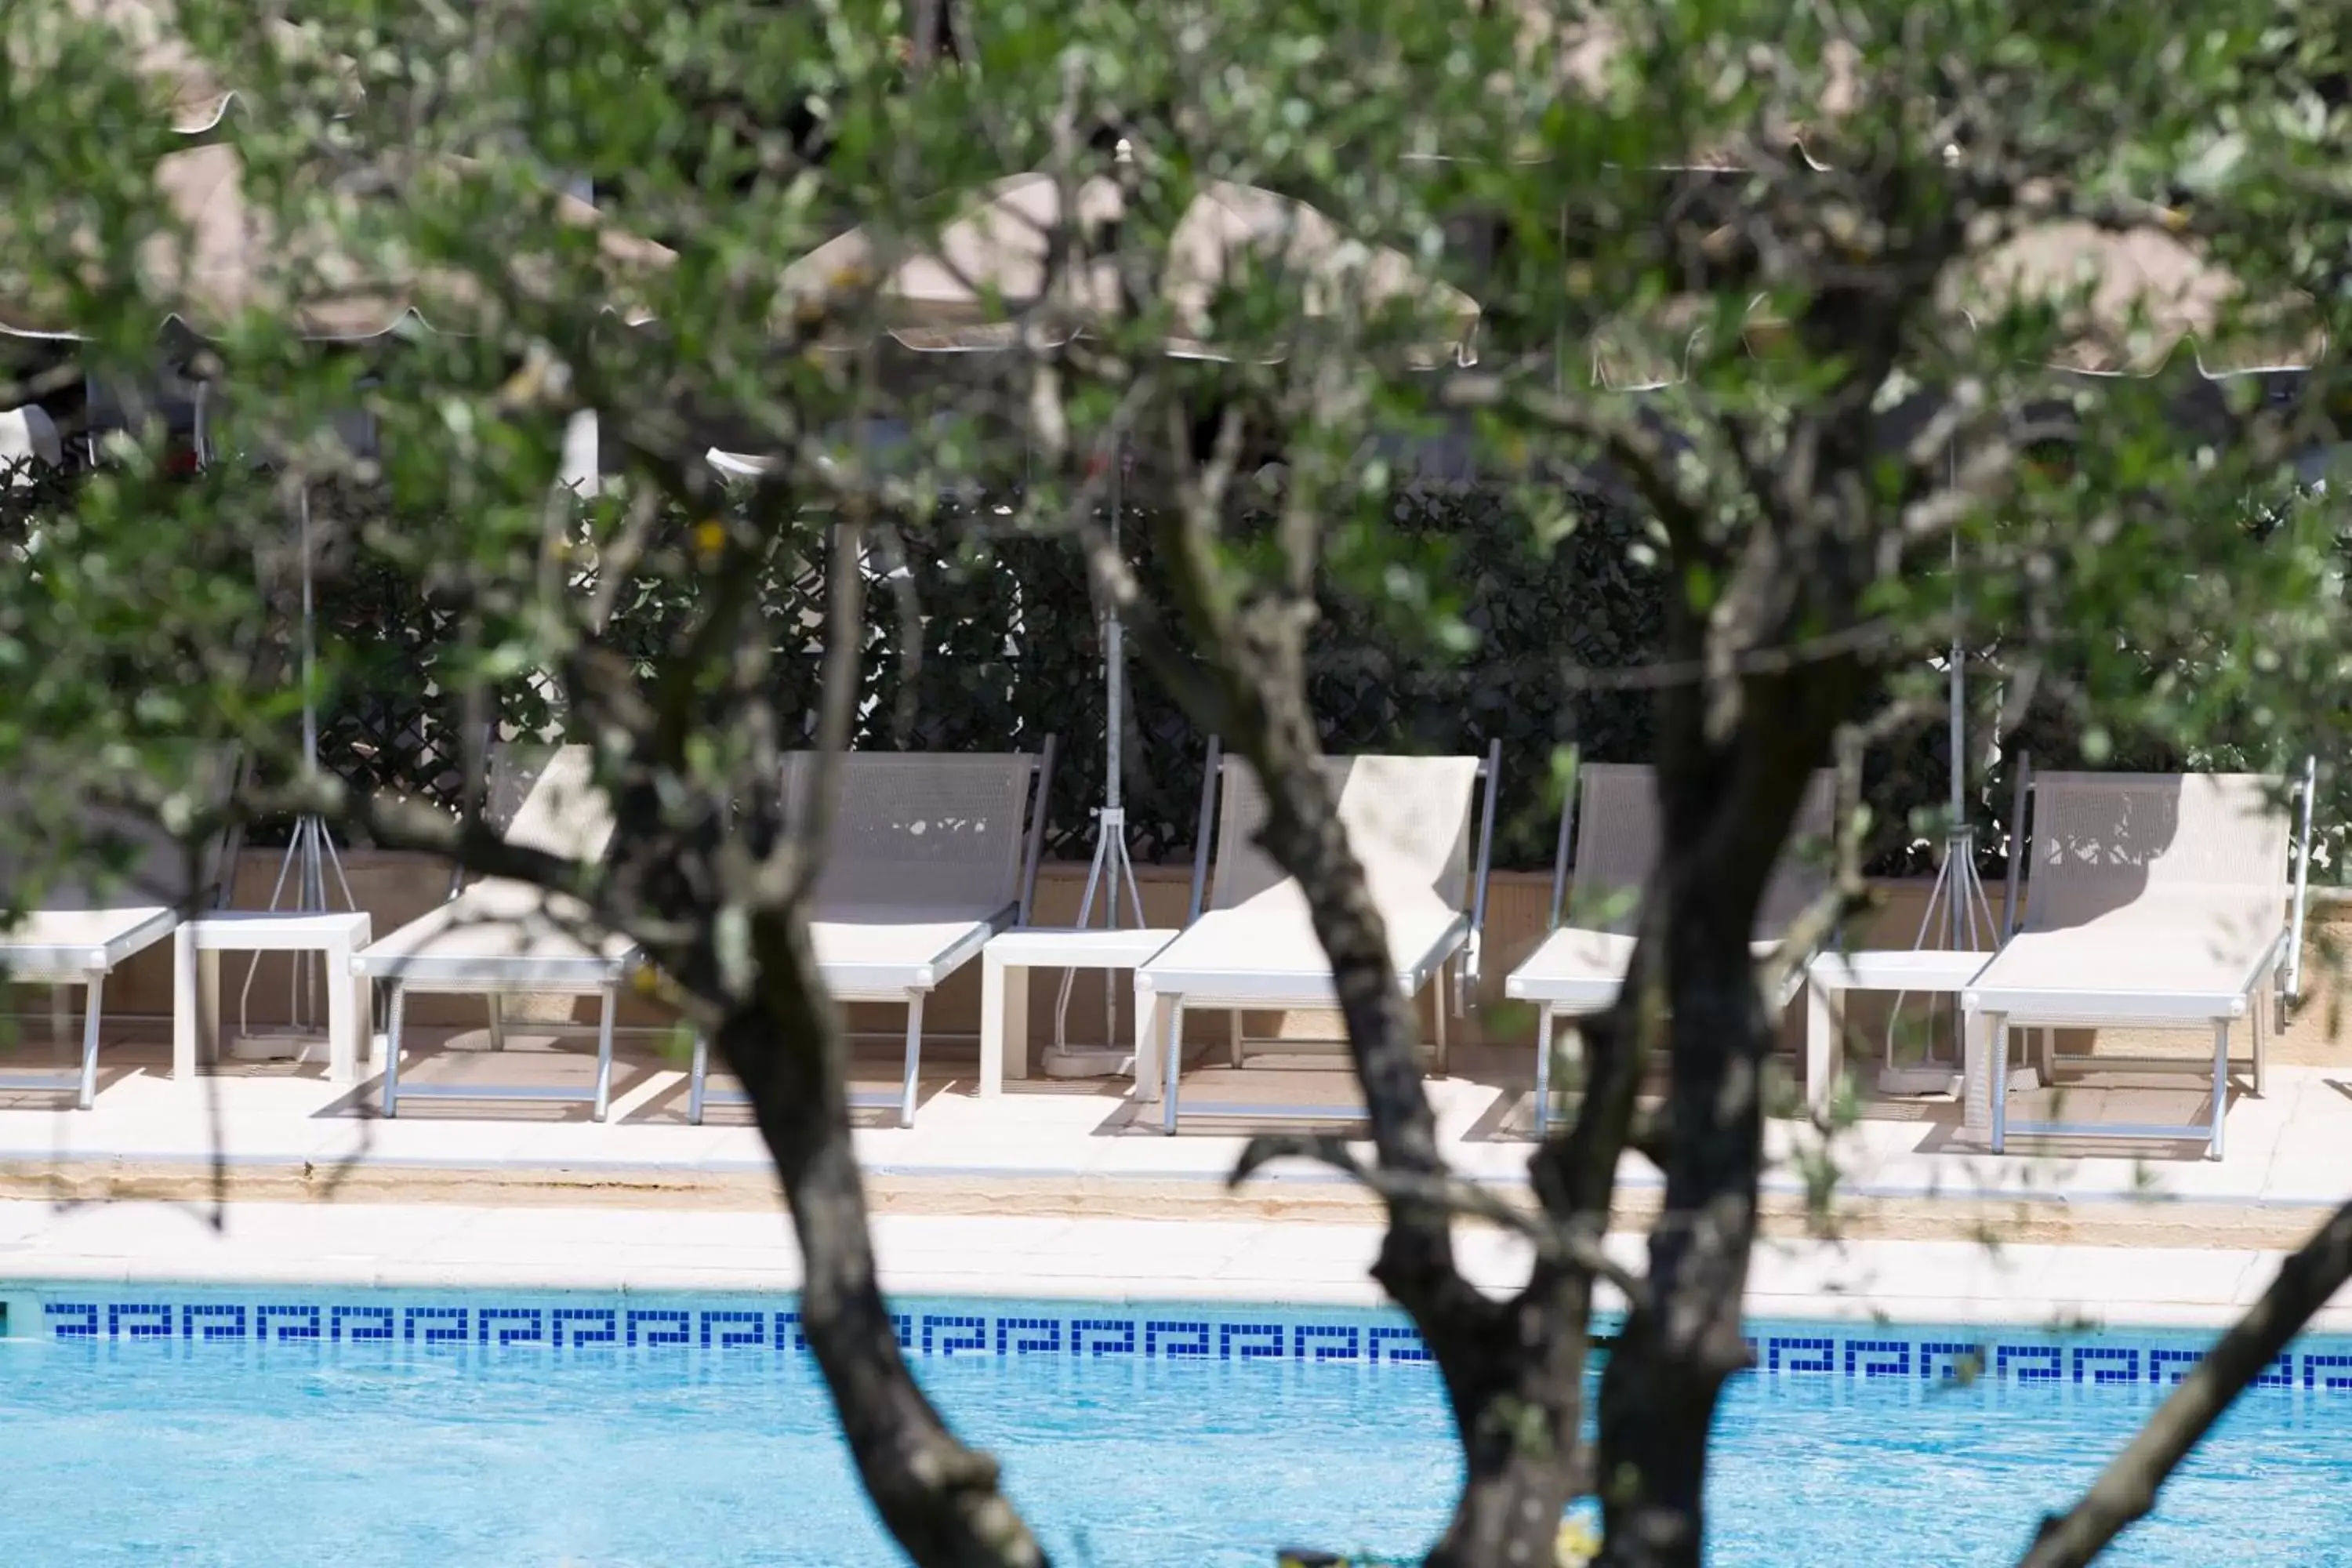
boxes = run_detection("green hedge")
[5,458,2338,880]
[288,485,2111,877]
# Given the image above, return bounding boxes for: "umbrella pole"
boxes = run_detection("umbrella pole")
[1049,447,1149,1076]
[1882,524,1997,1094]
[234,485,357,1060]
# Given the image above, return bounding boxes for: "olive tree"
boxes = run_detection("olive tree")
[5,3,2352,1568]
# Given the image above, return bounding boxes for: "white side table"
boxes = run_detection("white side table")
[978,928,1177,1097]
[1803,949,1991,1115]
[173,911,374,1084]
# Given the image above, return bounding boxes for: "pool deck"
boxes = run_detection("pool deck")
[1,1197,2346,1330]
[3,1032,2352,1327]
[1,1035,2350,1248]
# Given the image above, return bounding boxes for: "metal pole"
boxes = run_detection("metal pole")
[1045,145,1149,1075]
[1048,445,1148,1074]
[1105,603,1123,818]
[2288,753,2315,1004]
[235,485,356,1058]
[1882,492,1996,1094]
[1949,533,1965,829]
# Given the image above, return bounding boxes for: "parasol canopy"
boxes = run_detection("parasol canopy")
[0,143,677,343]
[1586,220,2323,391]
[1,405,65,476]
[1446,7,1860,169]
[1948,218,2324,377]
[9,0,349,135]
[778,170,1480,365]
[1588,292,1788,390]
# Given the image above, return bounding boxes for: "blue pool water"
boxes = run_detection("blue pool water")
[3,1293,2351,1566]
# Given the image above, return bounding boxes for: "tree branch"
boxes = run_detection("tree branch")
[1439,372,1713,565]
[217,775,592,899]
[1555,616,1908,691]
[1030,368,1237,732]
[713,907,1047,1568]
[1233,1133,1653,1309]
[2020,1199,2352,1568]
[1755,703,1918,1007]
[768,514,868,909]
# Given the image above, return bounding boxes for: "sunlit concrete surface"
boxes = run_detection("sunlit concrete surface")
[0,1029,2349,1250]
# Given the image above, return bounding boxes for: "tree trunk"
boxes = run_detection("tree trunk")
[1232,686,1599,1568]
[718,906,1047,1568]
[1424,1273,1603,1568]
[1593,881,1768,1568]
[1588,628,1861,1565]
[1236,690,1586,1568]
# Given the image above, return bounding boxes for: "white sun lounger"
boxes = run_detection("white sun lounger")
[0,750,241,1108]
[357,743,641,1121]
[1962,761,2312,1160]
[1508,762,1836,1137]
[688,743,1057,1128]
[1134,742,1501,1134]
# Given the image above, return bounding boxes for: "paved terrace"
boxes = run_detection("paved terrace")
[7,873,2348,1332]
[4,1200,2346,1330]
[2,1023,2350,1249]
[5,860,2346,1250]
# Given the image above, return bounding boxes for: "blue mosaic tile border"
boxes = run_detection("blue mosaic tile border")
[11,1291,1436,1366]
[12,1288,2352,1390]
[1741,1329,2352,1391]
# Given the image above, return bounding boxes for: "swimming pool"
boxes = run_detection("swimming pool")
[3,1287,2350,1566]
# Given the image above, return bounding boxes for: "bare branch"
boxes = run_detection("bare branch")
[1899,411,2081,544]
[2021,1199,2352,1568]
[1065,508,1235,731]
[583,481,674,633]
[1756,707,1904,1006]
[873,526,925,746]
[1439,372,1710,557]
[1234,1134,1653,1309]
[194,765,697,956]
[219,777,583,896]
[1028,367,1237,730]
[797,517,869,857]
[648,477,791,762]
[1557,615,1911,691]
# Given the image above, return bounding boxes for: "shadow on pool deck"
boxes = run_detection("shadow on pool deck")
[2,1023,2350,1249]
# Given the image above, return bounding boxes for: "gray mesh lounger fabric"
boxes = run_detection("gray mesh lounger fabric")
[355,744,640,1122]
[798,749,1037,1001]
[1961,769,2299,1160]
[1506,764,1836,1135]
[797,750,1036,1014]
[1135,750,1496,1132]
[690,747,1053,1127]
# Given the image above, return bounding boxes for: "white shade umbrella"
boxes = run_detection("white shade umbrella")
[1,404,64,477]
[779,169,1480,365]
[0,143,675,343]
[1951,219,2325,377]
[9,0,352,135]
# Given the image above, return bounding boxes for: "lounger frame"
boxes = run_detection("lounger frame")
[357,743,639,1122]
[1142,739,1501,1133]
[687,740,1058,1128]
[0,751,242,1108]
[1509,760,1836,1137]
[1965,757,2313,1160]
